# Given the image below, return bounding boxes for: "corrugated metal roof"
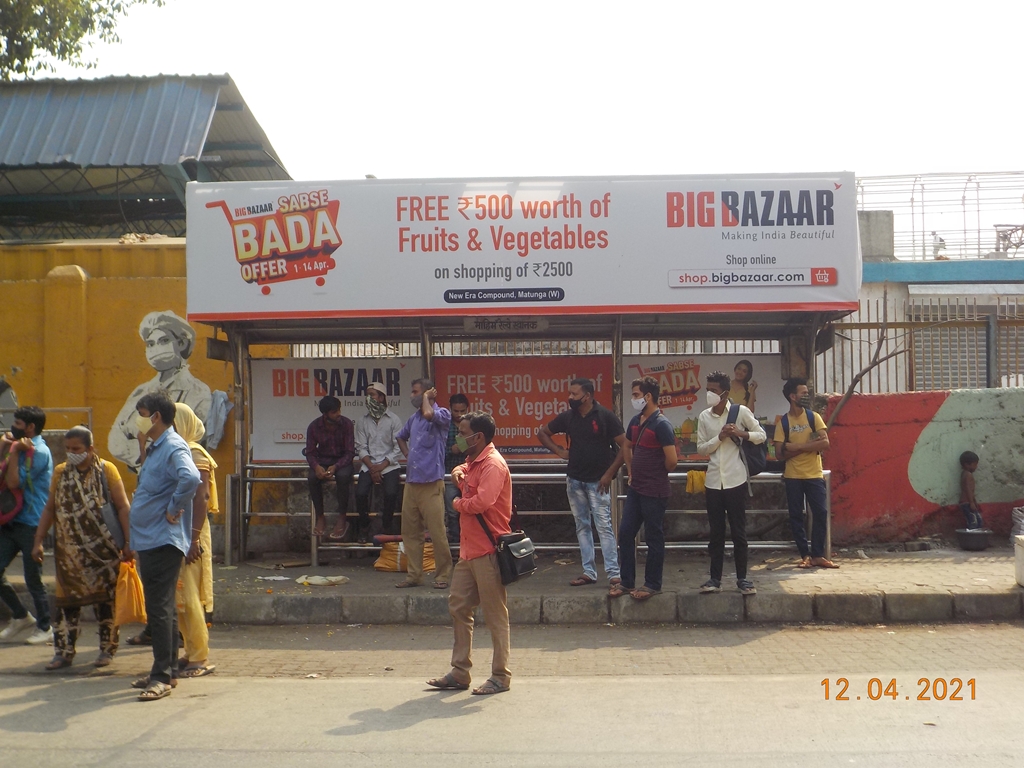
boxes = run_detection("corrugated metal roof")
[0,74,288,179]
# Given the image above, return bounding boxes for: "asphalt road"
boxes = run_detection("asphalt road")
[1,623,1022,766]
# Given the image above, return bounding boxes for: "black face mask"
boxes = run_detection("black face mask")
[9,426,26,440]
[567,398,583,411]
[797,395,812,408]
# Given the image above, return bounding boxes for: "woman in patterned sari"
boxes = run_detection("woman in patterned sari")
[31,426,131,670]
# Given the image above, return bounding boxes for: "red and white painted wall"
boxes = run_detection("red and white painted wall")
[823,389,1024,543]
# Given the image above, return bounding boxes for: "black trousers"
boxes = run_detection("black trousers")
[307,466,353,520]
[137,545,184,685]
[355,469,400,531]
[705,484,748,582]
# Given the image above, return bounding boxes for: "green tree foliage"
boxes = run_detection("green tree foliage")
[0,1,164,80]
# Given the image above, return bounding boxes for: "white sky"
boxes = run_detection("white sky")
[47,0,1024,182]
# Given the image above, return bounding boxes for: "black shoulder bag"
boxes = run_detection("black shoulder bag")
[476,512,537,586]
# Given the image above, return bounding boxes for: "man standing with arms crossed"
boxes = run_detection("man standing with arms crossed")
[773,378,838,569]
[427,411,512,695]
[696,371,765,595]
[539,377,625,588]
[130,391,200,701]
[395,379,453,590]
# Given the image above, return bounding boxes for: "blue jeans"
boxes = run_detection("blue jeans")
[566,478,619,581]
[618,488,667,591]
[784,478,828,558]
[0,521,51,631]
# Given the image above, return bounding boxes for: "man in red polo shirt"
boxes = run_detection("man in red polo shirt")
[426,411,512,696]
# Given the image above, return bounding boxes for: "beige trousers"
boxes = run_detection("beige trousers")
[447,553,511,688]
[175,516,212,662]
[400,480,453,584]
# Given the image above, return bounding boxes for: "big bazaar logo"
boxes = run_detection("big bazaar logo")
[206,190,342,295]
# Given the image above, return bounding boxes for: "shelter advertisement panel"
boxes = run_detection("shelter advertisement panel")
[250,358,420,462]
[185,173,860,321]
[434,356,615,457]
[622,354,786,460]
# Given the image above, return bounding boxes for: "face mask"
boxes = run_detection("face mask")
[411,395,424,409]
[797,394,812,408]
[706,391,722,408]
[567,398,583,411]
[135,413,155,436]
[455,433,477,452]
[366,394,387,420]
[65,451,89,467]
[630,397,647,412]
[9,426,25,440]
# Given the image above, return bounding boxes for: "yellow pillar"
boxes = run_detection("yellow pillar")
[43,265,88,409]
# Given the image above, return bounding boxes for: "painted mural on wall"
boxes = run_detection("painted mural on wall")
[825,388,1024,543]
[107,310,213,470]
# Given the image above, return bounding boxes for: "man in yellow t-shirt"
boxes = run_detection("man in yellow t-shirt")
[772,378,838,569]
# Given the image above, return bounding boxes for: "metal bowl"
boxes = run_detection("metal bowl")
[955,528,992,551]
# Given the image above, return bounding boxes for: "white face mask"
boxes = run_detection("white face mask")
[706,391,722,408]
[65,451,89,467]
[630,396,647,412]
[135,413,155,437]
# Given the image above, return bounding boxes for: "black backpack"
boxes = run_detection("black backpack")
[726,404,767,477]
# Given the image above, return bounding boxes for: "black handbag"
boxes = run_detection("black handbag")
[476,514,537,586]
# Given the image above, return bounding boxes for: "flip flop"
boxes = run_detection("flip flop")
[608,583,633,598]
[569,576,597,586]
[127,632,151,646]
[630,586,659,601]
[811,557,840,569]
[328,523,349,540]
[433,581,449,590]
[131,676,178,690]
[138,681,173,701]
[797,557,813,569]
[471,678,510,695]
[179,664,216,679]
[394,580,421,589]
[426,672,469,690]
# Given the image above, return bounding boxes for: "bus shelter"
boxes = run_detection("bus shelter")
[184,174,861,566]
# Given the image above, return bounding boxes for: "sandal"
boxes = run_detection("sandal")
[811,557,840,569]
[426,672,469,691]
[94,652,114,668]
[131,676,178,690]
[45,656,72,671]
[138,681,173,701]
[797,557,813,569]
[328,521,349,540]
[569,575,596,587]
[127,632,152,646]
[433,581,449,590]
[630,586,659,601]
[608,583,632,598]
[313,517,327,537]
[179,664,216,679]
[471,678,510,695]
[394,580,421,589]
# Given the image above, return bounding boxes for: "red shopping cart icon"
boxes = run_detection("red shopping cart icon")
[811,267,837,286]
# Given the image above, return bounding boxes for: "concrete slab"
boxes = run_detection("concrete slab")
[343,595,408,624]
[272,594,342,624]
[508,595,542,625]
[814,592,884,624]
[407,593,453,625]
[885,592,953,623]
[952,591,1023,621]
[745,592,814,623]
[678,592,744,623]
[217,593,276,625]
[610,591,678,624]
[542,594,609,624]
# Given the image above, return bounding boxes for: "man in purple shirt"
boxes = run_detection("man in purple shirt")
[395,379,453,589]
[304,396,355,539]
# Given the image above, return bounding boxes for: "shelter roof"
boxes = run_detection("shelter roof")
[0,74,289,239]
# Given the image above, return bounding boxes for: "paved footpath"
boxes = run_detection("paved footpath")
[1,624,1023,767]
[5,545,1023,626]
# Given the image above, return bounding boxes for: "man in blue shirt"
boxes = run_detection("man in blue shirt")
[130,392,200,701]
[0,406,53,645]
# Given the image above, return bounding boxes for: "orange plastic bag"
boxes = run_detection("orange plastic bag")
[114,561,148,626]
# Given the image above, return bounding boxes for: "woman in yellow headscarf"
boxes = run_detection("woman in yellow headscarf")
[174,403,216,678]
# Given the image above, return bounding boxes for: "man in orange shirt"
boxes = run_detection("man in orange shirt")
[426,412,512,696]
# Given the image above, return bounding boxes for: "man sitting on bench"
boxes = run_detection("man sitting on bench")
[304,396,355,540]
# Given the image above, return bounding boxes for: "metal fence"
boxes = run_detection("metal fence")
[816,296,1024,394]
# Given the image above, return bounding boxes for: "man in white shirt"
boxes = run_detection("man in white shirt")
[696,371,765,595]
[354,381,405,541]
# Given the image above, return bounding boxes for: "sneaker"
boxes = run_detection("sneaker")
[698,579,722,594]
[0,614,37,642]
[737,579,757,595]
[25,626,53,645]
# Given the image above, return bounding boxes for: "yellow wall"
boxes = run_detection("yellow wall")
[0,241,234,515]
